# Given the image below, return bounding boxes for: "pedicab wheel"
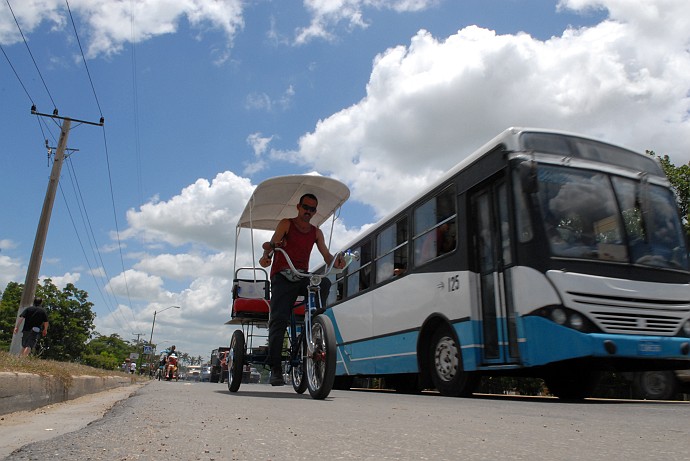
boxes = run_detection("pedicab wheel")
[291,332,308,394]
[227,330,245,392]
[306,315,337,400]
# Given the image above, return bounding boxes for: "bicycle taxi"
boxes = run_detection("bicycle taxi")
[226,175,352,399]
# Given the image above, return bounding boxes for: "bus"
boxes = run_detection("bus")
[321,127,690,399]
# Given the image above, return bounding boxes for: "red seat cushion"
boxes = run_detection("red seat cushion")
[233,298,270,315]
[232,298,305,317]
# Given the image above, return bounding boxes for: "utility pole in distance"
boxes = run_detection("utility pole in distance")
[9,108,104,355]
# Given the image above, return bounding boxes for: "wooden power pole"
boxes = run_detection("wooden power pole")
[9,108,103,354]
[9,118,71,355]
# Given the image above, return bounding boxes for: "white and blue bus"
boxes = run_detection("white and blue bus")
[322,127,690,398]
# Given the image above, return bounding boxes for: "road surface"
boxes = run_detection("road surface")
[3,380,688,460]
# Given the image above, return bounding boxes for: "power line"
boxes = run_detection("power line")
[65,0,103,118]
[0,43,34,105]
[4,0,58,111]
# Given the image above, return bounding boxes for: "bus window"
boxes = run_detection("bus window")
[376,218,408,283]
[536,165,627,262]
[346,241,372,297]
[327,273,344,304]
[612,177,688,269]
[413,185,457,267]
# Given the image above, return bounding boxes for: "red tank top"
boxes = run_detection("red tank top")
[271,219,317,278]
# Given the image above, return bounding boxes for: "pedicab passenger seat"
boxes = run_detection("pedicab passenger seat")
[231,268,271,321]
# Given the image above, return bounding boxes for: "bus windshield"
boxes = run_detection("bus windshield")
[534,164,689,270]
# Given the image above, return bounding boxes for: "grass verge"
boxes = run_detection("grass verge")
[0,351,141,388]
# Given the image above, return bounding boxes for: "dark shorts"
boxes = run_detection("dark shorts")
[21,330,41,349]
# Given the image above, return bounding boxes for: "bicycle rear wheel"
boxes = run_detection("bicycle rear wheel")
[306,315,337,400]
[227,330,245,392]
[291,332,308,394]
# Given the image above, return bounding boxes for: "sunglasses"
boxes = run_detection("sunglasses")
[300,203,317,213]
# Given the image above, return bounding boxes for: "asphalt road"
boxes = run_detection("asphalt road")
[3,380,689,460]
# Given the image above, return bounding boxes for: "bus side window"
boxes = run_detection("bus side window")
[414,185,457,267]
[376,218,408,283]
[346,241,372,297]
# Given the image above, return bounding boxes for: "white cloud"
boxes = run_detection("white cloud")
[296,0,440,44]
[287,3,690,217]
[106,269,165,301]
[41,271,81,288]
[0,254,23,292]
[122,171,254,251]
[0,0,244,57]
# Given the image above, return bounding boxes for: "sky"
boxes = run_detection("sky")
[1,0,689,361]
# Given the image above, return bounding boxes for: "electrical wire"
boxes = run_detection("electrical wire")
[4,0,58,111]
[65,0,103,118]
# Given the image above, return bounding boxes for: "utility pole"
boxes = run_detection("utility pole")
[9,108,103,355]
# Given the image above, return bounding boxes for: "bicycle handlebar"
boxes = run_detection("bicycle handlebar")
[267,245,358,283]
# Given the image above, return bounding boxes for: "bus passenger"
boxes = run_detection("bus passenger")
[259,193,345,386]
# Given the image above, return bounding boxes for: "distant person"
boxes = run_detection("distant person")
[13,297,49,357]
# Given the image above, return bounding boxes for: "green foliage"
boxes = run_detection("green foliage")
[1,279,96,362]
[0,282,23,350]
[83,333,137,370]
[36,279,96,361]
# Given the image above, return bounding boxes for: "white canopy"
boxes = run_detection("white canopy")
[236,175,350,231]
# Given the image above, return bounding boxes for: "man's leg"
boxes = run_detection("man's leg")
[20,332,35,357]
[267,275,301,385]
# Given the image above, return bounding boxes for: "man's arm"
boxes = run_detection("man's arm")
[42,320,49,337]
[259,218,291,268]
[315,228,345,269]
[13,316,24,334]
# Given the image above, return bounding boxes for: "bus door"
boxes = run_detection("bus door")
[470,178,520,365]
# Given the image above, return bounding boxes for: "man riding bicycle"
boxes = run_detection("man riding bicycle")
[259,193,345,386]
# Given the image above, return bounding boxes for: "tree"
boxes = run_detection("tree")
[83,333,136,370]
[0,282,23,350]
[0,279,96,361]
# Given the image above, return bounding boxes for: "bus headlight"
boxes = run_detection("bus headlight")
[569,313,584,331]
[529,306,599,333]
[551,308,567,325]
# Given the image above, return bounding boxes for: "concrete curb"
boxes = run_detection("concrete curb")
[0,372,136,416]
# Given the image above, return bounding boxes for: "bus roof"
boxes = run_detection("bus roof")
[237,174,350,231]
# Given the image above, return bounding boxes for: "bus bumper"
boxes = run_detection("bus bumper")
[520,317,690,368]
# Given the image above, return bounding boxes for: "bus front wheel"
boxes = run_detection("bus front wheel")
[429,324,478,397]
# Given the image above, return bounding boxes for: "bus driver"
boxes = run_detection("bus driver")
[259,193,345,386]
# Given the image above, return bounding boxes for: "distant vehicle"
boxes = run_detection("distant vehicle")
[242,365,261,384]
[629,369,690,400]
[210,347,230,383]
[186,365,201,382]
[201,366,212,382]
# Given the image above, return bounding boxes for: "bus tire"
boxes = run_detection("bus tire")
[429,324,478,397]
[633,370,678,400]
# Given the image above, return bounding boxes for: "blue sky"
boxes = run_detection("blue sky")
[1,0,689,359]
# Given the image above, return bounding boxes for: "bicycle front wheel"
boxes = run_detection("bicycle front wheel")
[306,315,337,400]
